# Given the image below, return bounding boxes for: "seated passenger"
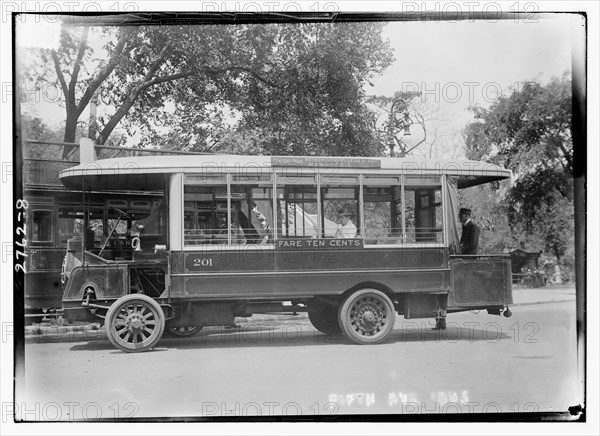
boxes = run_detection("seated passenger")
[238,211,260,244]
[335,208,357,238]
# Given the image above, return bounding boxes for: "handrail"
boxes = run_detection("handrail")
[23,139,212,156]
[93,144,211,155]
[24,139,78,146]
[449,254,511,259]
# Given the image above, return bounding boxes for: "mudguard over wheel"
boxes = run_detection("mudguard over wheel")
[308,304,341,335]
[338,289,395,344]
[105,294,165,352]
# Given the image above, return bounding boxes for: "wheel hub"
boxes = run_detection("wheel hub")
[127,314,144,331]
[355,303,383,332]
[362,310,376,324]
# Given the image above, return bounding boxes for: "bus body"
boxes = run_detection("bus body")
[59,154,513,352]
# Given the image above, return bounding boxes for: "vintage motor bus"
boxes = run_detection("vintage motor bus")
[59,152,513,352]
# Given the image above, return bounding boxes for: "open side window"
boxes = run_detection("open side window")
[362,175,443,245]
[404,185,443,243]
[30,209,54,245]
[184,177,275,246]
[277,186,318,238]
[320,176,359,238]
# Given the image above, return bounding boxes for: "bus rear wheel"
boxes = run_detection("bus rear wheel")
[338,289,395,344]
[164,325,203,337]
[308,304,341,335]
[105,294,165,353]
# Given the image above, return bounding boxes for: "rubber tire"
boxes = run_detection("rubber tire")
[163,325,203,337]
[338,289,395,344]
[308,304,341,335]
[105,294,165,353]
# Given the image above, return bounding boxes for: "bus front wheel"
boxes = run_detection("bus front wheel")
[338,289,395,344]
[105,294,165,353]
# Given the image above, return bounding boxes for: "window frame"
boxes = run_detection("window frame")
[402,179,445,245]
[178,171,447,250]
[29,208,55,246]
[183,173,278,249]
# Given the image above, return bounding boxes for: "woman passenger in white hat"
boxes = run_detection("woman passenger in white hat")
[335,208,357,239]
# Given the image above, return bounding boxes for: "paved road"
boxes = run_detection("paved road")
[18,286,579,420]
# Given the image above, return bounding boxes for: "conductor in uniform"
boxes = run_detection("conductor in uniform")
[432,208,480,331]
[459,208,480,255]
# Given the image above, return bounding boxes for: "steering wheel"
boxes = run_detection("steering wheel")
[111,207,133,220]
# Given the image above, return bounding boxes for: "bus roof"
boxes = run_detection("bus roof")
[60,155,511,190]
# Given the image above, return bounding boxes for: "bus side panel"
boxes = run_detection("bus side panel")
[275,246,449,297]
[169,250,276,298]
[172,270,449,300]
[274,270,449,297]
[179,249,276,274]
[448,256,513,309]
[168,247,450,299]
[179,275,279,299]
[275,246,447,273]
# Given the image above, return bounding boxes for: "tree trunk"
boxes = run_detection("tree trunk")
[62,112,79,158]
[553,244,562,263]
[96,95,138,145]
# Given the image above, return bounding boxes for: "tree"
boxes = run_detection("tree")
[21,115,63,159]
[367,91,428,157]
[463,73,574,261]
[464,74,572,175]
[27,21,393,157]
[505,168,574,260]
[163,22,395,157]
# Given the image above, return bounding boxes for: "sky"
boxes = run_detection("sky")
[373,17,574,93]
[367,15,576,157]
[14,12,577,158]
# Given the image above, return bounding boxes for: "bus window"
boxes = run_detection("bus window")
[31,209,54,244]
[404,186,443,243]
[87,210,105,247]
[132,199,167,236]
[58,209,83,246]
[361,177,402,244]
[277,186,318,238]
[320,185,359,237]
[184,185,230,245]
[107,219,129,235]
[363,187,401,244]
[230,186,274,245]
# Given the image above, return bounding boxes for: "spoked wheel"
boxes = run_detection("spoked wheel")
[308,304,341,335]
[164,325,203,337]
[338,289,395,344]
[105,294,165,353]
